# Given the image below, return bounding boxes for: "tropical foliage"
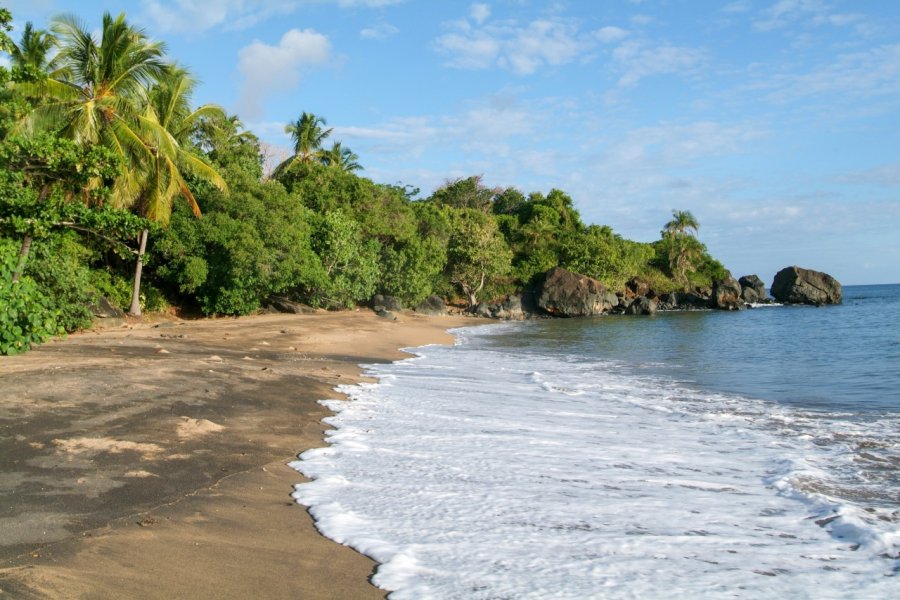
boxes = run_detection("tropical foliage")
[0,8,732,356]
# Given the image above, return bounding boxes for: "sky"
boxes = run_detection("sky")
[3,0,899,285]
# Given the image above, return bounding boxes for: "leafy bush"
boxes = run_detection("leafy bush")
[0,237,64,355]
[309,210,380,309]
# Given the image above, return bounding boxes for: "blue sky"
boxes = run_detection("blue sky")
[3,0,899,285]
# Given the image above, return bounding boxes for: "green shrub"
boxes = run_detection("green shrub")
[0,237,64,355]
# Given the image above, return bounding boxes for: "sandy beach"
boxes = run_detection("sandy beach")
[0,309,474,599]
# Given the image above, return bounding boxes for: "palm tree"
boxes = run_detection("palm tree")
[664,210,699,238]
[9,22,58,75]
[320,141,362,172]
[15,13,225,316]
[125,66,227,315]
[662,209,701,290]
[26,12,169,210]
[273,112,332,177]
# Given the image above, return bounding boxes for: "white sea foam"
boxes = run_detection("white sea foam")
[292,326,900,599]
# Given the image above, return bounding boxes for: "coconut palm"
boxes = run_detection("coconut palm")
[662,209,701,290]
[664,209,699,238]
[125,66,227,315]
[14,12,167,213]
[320,141,362,172]
[9,22,59,75]
[272,112,332,178]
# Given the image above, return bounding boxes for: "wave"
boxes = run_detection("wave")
[292,325,900,598]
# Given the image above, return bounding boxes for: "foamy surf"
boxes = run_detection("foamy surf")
[292,324,899,599]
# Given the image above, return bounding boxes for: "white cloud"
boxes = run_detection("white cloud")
[236,28,332,120]
[595,26,629,44]
[141,0,300,33]
[756,43,900,103]
[361,21,399,39]
[722,1,752,13]
[470,3,491,25]
[611,40,706,88]
[752,0,863,32]
[434,16,590,75]
[141,0,409,33]
[840,163,900,188]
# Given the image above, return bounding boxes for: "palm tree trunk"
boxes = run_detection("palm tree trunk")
[10,235,33,283]
[128,228,149,317]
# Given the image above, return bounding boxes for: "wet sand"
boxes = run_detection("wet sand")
[0,310,474,599]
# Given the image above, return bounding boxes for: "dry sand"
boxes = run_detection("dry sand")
[0,310,476,599]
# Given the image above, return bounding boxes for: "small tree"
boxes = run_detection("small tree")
[446,209,512,309]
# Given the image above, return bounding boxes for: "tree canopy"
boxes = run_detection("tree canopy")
[0,7,732,355]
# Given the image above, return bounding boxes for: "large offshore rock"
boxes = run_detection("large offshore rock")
[536,267,617,317]
[712,277,744,310]
[771,266,842,305]
[738,274,769,304]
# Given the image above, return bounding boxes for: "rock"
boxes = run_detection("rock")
[375,309,396,321]
[771,266,842,305]
[491,294,528,320]
[89,297,125,319]
[624,276,652,299]
[738,274,769,304]
[626,296,657,315]
[472,302,493,318]
[659,291,710,310]
[415,295,447,316]
[267,297,317,314]
[712,277,743,310]
[536,267,617,317]
[372,294,403,312]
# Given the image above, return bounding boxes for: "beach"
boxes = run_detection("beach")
[0,310,473,599]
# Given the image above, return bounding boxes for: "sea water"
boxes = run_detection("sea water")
[291,285,900,599]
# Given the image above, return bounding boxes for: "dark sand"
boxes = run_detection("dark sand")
[0,310,474,599]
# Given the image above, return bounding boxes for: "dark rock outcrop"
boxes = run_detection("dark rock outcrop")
[626,296,657,315]
[491,294,527,320]
[89,297,125,319]
[266,297,317,314]
[771,266,842,305]
[536,267,617,317]
[624,277,652,299]
[658,290,712,311]
[372,294,403,312]
[738,275,769,304]
[415,295,447,316]
[472,302,493,318]
[712,277,743,310]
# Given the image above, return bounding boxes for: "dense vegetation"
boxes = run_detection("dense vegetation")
[0,9,728,355]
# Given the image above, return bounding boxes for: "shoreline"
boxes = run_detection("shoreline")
[0,310,476,599]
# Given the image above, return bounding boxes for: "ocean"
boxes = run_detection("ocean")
[291,284,900,599]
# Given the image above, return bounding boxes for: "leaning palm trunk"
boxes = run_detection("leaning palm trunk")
[128,228,149,317]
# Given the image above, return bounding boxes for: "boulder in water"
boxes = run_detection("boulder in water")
[771,266,842,305]
[625,296,657,315]
[712,277,743,310]
[738,275,769,304]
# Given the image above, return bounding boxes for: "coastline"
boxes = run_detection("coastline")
[0,310,475,599]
